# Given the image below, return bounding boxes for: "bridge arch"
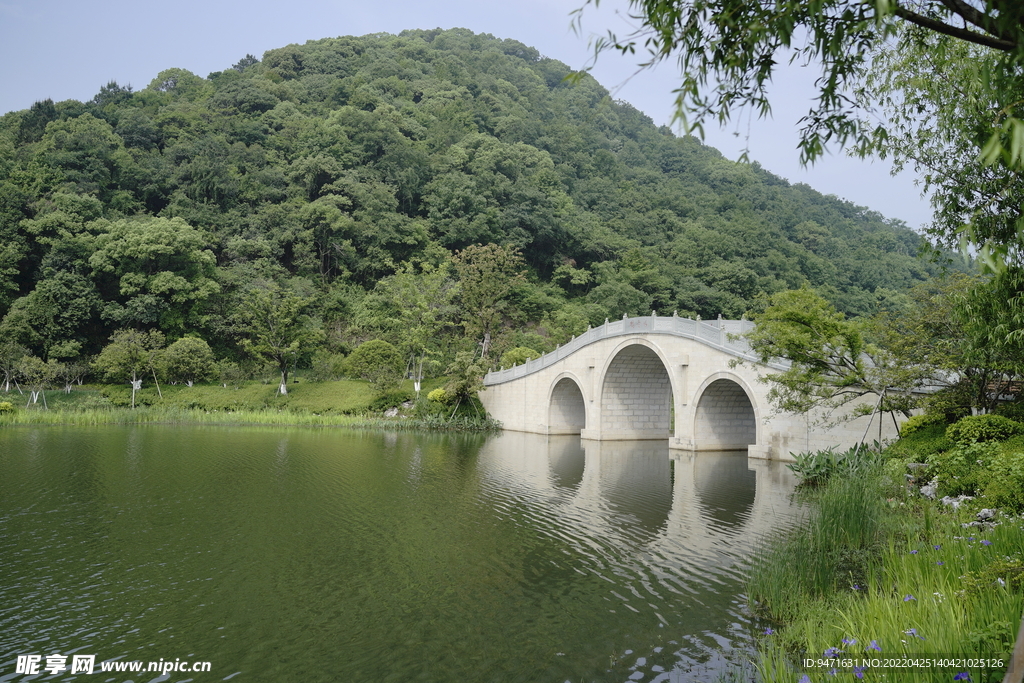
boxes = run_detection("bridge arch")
[691,373,759,451]
[548,374,587,435]
[597,340,674,440]
[481,315,909,460]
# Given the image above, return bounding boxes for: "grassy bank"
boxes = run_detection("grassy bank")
[748,423,1024,683]
[0,377,498,431]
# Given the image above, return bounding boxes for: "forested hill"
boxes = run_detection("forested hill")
[0,28,950,368]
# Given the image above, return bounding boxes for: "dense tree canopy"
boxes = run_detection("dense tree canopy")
[0,28,956,387]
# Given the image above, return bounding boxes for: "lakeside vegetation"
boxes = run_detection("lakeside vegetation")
[0,376,497,431]
[748,414,1024,683]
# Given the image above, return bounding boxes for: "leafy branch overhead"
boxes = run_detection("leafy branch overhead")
[579,0,1024,165]
[744,288,921,425]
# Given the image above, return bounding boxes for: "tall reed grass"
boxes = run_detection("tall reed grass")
[750,469,1023,683]
[748,473,890,623]
[0,407,500,431]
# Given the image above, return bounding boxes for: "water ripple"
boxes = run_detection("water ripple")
[0,426,801,682]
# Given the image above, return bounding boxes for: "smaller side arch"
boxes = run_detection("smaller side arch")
[690,373,759,452]
[548,373,587,435]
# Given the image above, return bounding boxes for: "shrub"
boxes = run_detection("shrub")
[68,395,114,411]
[426,388,450,404]
[995,401,1024,422]
[983,451,1024,512]
[164,336,216,385]
[927,441,999,497]
[961,558,1024,597]
[216,360,245,387]
[367,391,413,413]
[923,383,974,423]
[898,412,945,438]
[995,401,1024,421]
[342,340,403,394]
[946,414,1024,445]
[499,346,541,368]
[99,385,157,407]
[883,422,951,462]
[1000,435,1024,454]
[0,401,13,413]
[881,457,912,485]
[309,351,347,382]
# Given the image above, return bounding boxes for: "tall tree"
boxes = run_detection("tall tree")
[0,340,27,393]
[16,355,60,408]
[233,281,323,395]
[93,329,166,408]
[857,26,1024,263]
[89,216,219,335]
[353,259,458,394]
[451,243,526,359]
[873,272,1024,415]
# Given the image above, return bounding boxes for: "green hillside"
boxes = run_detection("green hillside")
[0,28,955,376]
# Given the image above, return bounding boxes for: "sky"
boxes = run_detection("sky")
[0,0,932,231]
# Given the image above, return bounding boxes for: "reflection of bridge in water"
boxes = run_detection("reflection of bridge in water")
[475,432,803,569]
[481,315,903,461]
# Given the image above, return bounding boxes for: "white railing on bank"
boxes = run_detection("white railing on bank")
[483,314,786,386]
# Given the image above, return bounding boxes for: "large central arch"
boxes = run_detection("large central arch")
[598,343,672,440]
[692,376,757,451]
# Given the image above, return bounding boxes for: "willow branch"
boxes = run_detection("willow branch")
[893,5,1017,52]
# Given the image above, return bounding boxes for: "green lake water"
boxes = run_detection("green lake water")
[0,426,802,682]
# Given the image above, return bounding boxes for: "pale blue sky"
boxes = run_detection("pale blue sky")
[0,0,932,231]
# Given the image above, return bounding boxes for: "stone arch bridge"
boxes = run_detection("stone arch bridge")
[480,315,901,461]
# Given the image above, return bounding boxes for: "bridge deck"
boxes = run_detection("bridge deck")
[483,315,785,385]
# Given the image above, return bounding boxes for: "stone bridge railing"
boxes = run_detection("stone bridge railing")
[483,314,787,386]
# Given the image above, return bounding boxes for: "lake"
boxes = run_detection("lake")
[0,426,802,682]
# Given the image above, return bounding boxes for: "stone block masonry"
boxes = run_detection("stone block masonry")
[600,345,672,437]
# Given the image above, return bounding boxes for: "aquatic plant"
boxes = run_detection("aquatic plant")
[786,443,884,486]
